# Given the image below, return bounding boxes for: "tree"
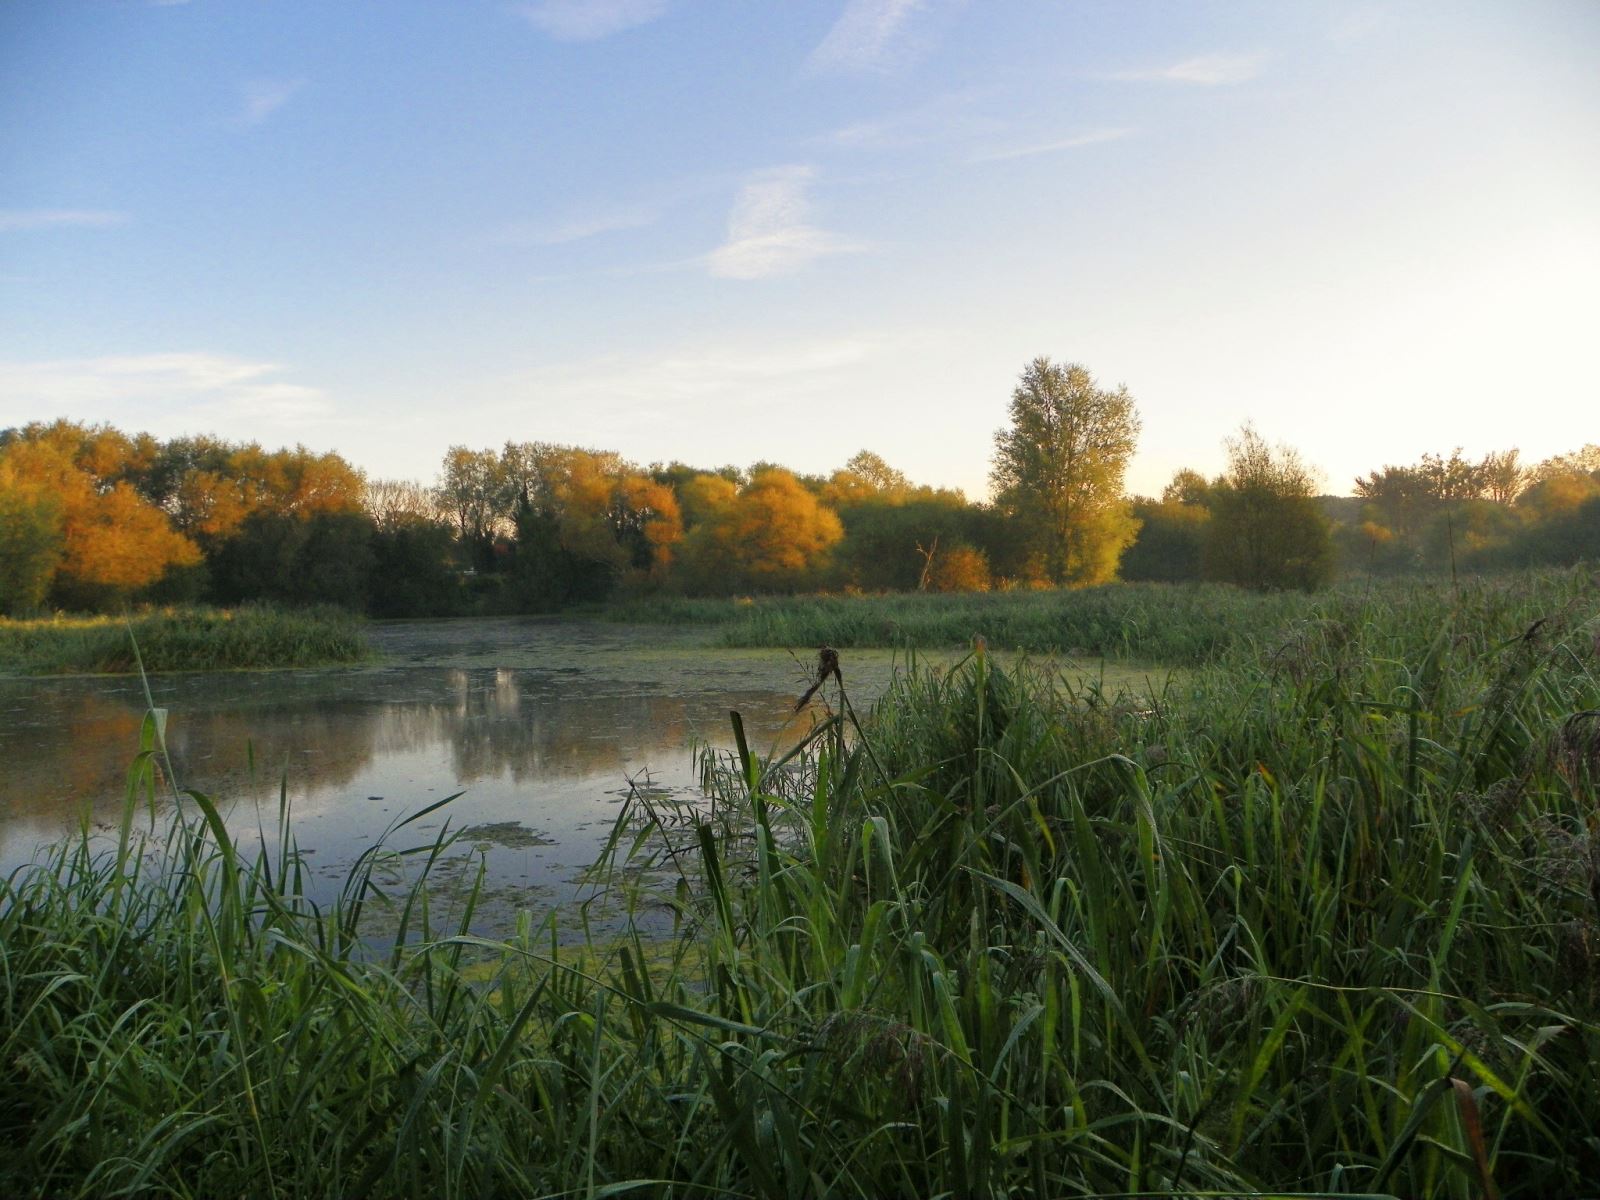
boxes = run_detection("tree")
[1204,425,1333,591]
[0,426,201,609]
[209,509,376,609]
[362,478,441,531]
[990,358,1141,585]
[0,464,63,614]
[1122,498,1210,584]
[369,518,461,616]
[1478,449,1526,504]
[1161,468,1212,506]
[676,468,842,593]
[927,544,990,592]
[1528,444,1600,484]
[437,447,509,570]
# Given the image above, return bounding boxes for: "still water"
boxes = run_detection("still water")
[0,619,910,936]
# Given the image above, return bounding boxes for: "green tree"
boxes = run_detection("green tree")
[989,358,1141,585]
[1204,425,1333,591]
[368,518,461,617]
[1122,493,1210,584]
[0,474,63,615]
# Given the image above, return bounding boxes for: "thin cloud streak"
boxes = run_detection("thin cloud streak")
[492,206,658,247]
[0,209,130,232]
[970,127,1133,164]
[479,335,896,436]
[238,78,306,125]
[806,0,927,75]
[1105,52,1267,85]
[0,352,331,426]
[517,0,668,41]
[815,87,1001,151]
[707,166,865,280]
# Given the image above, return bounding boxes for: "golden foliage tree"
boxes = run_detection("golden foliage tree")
[927,544,991,593]
[677,468,842,593]
[0,427,200,607]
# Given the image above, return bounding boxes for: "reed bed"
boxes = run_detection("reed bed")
[2,567,1597,1197]
[615,581,1352,664]
[0,604,372,674]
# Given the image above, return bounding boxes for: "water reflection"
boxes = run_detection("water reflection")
[0,660,818,934]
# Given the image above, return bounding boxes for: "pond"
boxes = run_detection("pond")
[0,619,932,937]
[1,618,1162,938]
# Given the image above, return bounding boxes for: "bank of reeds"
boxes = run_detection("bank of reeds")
[615,580,1329,663]
[0,604,371,674]
[614,572,1593,667]
[2,567,1597,1196]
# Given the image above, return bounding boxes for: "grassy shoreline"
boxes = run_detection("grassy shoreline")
[610,570,1598,664]
[3,567,1597,1195]
[0,604,373,675]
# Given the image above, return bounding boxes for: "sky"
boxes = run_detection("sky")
[1,0,1596,500]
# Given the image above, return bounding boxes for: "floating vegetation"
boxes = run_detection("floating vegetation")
[457,820,556,849]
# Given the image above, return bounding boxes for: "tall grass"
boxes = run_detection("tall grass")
[613,580,1339,663]
[0,604,371,674]
[2,568,1596,1196]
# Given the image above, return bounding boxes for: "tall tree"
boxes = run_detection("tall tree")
[1204,425,1333,591]
[437,446,509,569]
[0,461,63,615]
[1478,449,1526,504]
[989,358,1140,585]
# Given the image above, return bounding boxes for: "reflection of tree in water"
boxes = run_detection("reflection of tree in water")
[1,667,803,835]
[418,669,796,784]
[165,703,384,799]
[0,688,146,822]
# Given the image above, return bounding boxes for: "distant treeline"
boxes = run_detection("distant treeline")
[1,419,1596,618]
[1126,444,1600,585]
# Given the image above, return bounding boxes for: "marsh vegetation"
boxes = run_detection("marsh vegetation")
[0,605,370,675]
[3,568,1597,1197]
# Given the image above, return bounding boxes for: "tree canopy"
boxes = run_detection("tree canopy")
[990,358,1141,585]
[1204,426,1333,591]
[4,407,1596,620]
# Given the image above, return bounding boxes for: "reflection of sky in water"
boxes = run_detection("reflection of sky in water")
[0,621,888,936]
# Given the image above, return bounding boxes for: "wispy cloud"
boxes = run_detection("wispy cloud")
[0,352,330,426]
[1105,52,1267,86]
[1329,7,1394,44]
[815,88,1000,151]
[969,127,1132,164]
[707,166,865,281]
[238,78,306,125]
[517,0,668,41]
[0,209,130,233]
[491,205,658,247]
[806,0,928,75]
[489,335,889,433]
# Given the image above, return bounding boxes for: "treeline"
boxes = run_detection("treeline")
[1,417,1596,618]
[1126,442,1600,587]
[383,443,1002,611]
[0,421,1001,616]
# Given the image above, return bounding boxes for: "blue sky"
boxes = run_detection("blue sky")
[2,0,1596,498]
